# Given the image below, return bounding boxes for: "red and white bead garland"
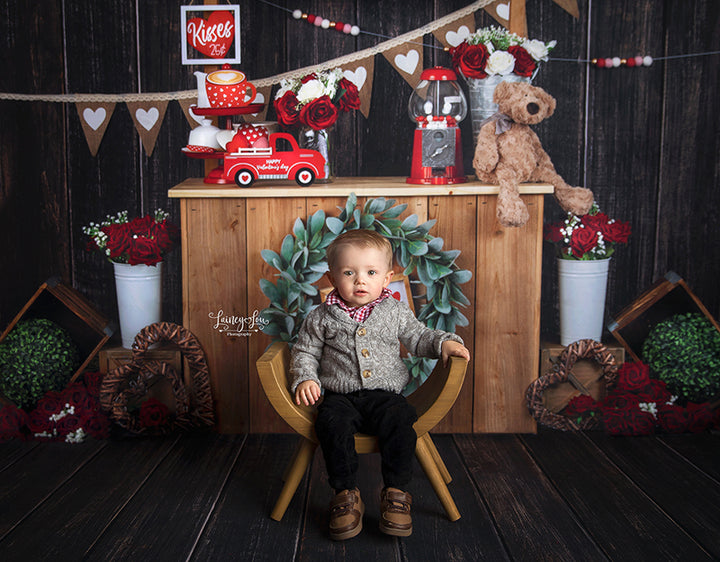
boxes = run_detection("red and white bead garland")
[592,55,654,68]
[292,9,361,36]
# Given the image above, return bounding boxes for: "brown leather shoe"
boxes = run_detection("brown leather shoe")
[379,487,412,537]
[329,488,364,540]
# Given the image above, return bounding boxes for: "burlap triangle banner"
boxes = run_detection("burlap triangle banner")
[342,57,375,119]
[241,85,272,123]
[484,0,510,27]
[553,0,579,18]
[432,13,476,49]
[382,40,423,88]
[126,100,169,157]
[76,102,116,156]
[178,97,204,127]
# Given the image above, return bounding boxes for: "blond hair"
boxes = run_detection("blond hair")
[326,229,393,270]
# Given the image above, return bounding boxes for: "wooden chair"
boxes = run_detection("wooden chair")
[256,341,468,522]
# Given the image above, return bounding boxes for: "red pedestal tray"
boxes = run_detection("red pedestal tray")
[184,104,266,184]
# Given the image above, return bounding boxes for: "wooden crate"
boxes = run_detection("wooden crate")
[539,342,625,412]
[0,277,114,386]
[98,344,184,413]
[607,271,720,362]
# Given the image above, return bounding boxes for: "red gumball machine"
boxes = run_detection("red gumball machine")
[406,66,468,185]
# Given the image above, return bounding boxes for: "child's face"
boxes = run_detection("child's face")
[328,244,393,308]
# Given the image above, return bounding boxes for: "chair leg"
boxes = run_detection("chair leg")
[271,437,317,522]
[423,433,452,485]
[415,433,461,521]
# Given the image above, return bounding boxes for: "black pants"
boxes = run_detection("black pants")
[315,389,418,492]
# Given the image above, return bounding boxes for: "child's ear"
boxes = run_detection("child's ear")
[383,270,394,288]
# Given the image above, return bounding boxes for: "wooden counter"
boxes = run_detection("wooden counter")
[169,177,553,434]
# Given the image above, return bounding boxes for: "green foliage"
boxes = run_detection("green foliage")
[259,193,472,382]
[0,318,80,409]
[642,313,720,403]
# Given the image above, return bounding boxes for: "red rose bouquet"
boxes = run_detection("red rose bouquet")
[544,203,631,260]
[562,361,719,435]
[273,68,360,130]
[449,26,556,79]
[0,372,111,444]
[83,209,180,266]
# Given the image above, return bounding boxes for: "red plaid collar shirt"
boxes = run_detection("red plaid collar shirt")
[325,287,393,323]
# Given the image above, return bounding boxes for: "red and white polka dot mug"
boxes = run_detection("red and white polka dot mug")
[206,66,256,108]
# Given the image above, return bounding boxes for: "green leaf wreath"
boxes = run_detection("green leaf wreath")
[259,193,472,387]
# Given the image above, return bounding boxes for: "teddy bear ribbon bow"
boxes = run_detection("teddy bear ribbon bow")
[481,112,515,135]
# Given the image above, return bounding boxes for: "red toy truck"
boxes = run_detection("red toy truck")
[222,132,327,187]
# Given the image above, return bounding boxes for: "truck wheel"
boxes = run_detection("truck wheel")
[235,169,255,187]
[295,168,315,187]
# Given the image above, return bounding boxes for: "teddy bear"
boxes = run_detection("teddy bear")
[472,81,594,227]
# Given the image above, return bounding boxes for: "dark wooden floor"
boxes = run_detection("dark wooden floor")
[1,430,719,561]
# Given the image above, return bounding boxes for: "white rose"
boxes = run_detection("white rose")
[296,79,326,103]
[486,51,515,76]
[522,39,550,61]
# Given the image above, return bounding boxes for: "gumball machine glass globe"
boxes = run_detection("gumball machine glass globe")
[407,67,467,123]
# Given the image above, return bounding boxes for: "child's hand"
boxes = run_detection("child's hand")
[441,340,470,366]
[295,380,321,406]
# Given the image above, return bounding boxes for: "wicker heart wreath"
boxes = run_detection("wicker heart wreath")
[100,322,214,434]
[526,339,618,431]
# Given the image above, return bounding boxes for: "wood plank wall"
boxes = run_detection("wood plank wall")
[2,1,719,357]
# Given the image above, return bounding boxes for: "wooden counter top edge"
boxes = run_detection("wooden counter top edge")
[168,177,554,198]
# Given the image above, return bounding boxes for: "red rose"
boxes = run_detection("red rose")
[600,390,640,412]
[686,402,713,433]
[615,362,652,393]
[300,73,317,84]
[103,223,132,260]
[299,95,339,130]
[139,398,170,428]
[129,215,154,235]
[84,371,104,398]
[36,392,63,418]
[581,213,609,233]
[657,404,689,433]
[569,225,599,257]
[0,404,28,441]
[602,220,632,244]
[128,236,163,266]
[152,220,179,253]
[84,411,111,439]
[451,43,489,79]
[508,45,536,77]
[26,408,53,435]
[274,90,300,129]
[604,409,655,436]
[62,382,92,413]
[337,77,361,112]
[543,222,564,243]
[635,379,672,404]
[565,394,598,417]
[56,413,84,436]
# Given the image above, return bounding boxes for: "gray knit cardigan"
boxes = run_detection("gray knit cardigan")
[289,298,464,395]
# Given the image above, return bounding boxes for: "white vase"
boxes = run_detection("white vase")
[113,262,162,349]
[558,258,610,346]
[464,74,531,137]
